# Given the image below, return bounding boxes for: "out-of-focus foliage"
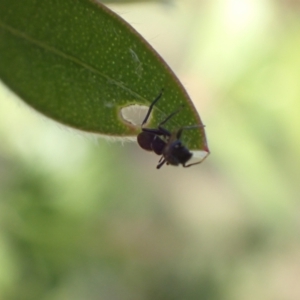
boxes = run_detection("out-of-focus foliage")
[0,0,300,300]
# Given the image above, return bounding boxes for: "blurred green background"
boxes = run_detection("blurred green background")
[1,0,300,299]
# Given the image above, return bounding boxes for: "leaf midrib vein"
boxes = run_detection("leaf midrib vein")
[0,21,145,101]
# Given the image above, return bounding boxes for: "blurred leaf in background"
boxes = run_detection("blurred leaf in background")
[1,0,300,300]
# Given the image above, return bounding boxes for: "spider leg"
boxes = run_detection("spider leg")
[157,157,167,169]
[141,90,185,130]
[176,125,205,139]
[142,128,170,137]
[158,105,184,127]
[141,90,164,127]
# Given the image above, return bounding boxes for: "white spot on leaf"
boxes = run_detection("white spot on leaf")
[120,104,150,126]
[190,150,210,164]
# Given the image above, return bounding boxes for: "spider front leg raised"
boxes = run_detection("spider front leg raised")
[141,90,163,127]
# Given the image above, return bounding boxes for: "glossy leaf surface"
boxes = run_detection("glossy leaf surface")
[0,0,209,153]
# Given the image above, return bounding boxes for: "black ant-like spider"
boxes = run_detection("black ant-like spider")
[137,90,204,169]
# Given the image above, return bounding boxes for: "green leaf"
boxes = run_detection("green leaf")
[0,0,209,155]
